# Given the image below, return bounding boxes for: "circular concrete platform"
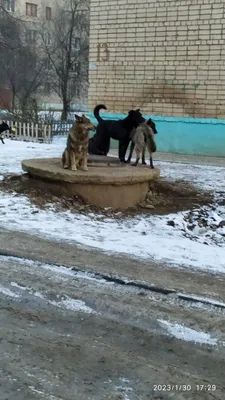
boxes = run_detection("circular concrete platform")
[22,158,160,209]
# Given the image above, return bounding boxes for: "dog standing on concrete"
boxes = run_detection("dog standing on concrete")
[126,119,158,168]
[62,114,95,171]
[88,104,145,162]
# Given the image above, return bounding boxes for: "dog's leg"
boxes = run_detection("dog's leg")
[141,134,147,164]
[0,137,5,144]
[123,138,131,162]
[81,149,88,171]
[63,149,70,169]
[149,153,154,169]
[132,157,140,166]
[141,146,147,165]
[132,148,140,166]
[118,141,124,162]
[70,151,77,171]
[119,138,130,163]
[65,150,70,169]
[126,141,134,163]
[62,150,65,168]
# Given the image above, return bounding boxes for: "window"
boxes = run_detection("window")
[45,32,51,46]
[74,85,80,97]
[44,82,51,95]
[3,0,15,12]
[69,81,80,98]
[25,29,37,44]
[72,37,80,51]
[26,2,37,17]
[70,62,81,75]
[75,62,81,75]
[46,6,51,21]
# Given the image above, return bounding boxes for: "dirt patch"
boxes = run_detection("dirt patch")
[141,179,213,215]
[0,173,213,217]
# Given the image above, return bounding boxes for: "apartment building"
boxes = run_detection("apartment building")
[0,0,88,109]
[1,0,54,40]
[2,0,51,15]
[88,0,225,119]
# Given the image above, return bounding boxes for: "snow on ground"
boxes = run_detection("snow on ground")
[165,206,225,247]
[158,319,223,347]
[0,137,225,273]
[0,137,66,175]
[0,279,95,314]
[0,284,20,299]
[0,192,224,273]
[159,161,225,194]
[50,296,96,314]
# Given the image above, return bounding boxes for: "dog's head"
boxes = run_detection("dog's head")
[127,109,145,128]
[147,118,158,134]
[75,114,95,131]
[0,121,10,133]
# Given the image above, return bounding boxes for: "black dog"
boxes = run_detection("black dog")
[88,104,145,162]
[0,122,11,144]
[126,118,158,165]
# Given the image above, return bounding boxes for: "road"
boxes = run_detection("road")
[0,228,225,400]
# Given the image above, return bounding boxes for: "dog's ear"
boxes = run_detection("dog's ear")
[82,114,89,121]
[136,109,140,112]
[75,114,82,122]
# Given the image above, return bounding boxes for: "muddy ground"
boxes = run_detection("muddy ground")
[0,228,225,400]
[0,173,213,217]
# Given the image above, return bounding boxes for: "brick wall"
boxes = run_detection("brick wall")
[88,0,225,118]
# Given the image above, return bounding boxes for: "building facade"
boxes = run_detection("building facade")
[88,0,225,118]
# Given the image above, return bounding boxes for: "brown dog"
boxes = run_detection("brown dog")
[62,114,95,171]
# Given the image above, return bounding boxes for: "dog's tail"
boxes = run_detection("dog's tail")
[93,104,107,123]
[146,127,157,153]
[62,150,66,166]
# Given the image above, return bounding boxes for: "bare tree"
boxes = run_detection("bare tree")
[0,5,22,51]
[0,5,48,121]
[0,4,21,109]
[39,0,89,121]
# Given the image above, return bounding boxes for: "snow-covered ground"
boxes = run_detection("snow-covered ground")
[158,319,223,347]
[0,137,225,274]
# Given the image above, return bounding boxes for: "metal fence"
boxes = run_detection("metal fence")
[51,121,74,137]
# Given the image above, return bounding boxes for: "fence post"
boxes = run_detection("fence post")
[19,122,22,140]
[43,125,47,142]
[15,121,18,140]
[35,124,38,141]
[27,122,30,141]
[31,122,34,141]
[48,124,52,142]
[23,122,26,141]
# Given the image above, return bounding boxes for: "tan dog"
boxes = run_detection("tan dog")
[127,119,157,169]
[62,114,95,171]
